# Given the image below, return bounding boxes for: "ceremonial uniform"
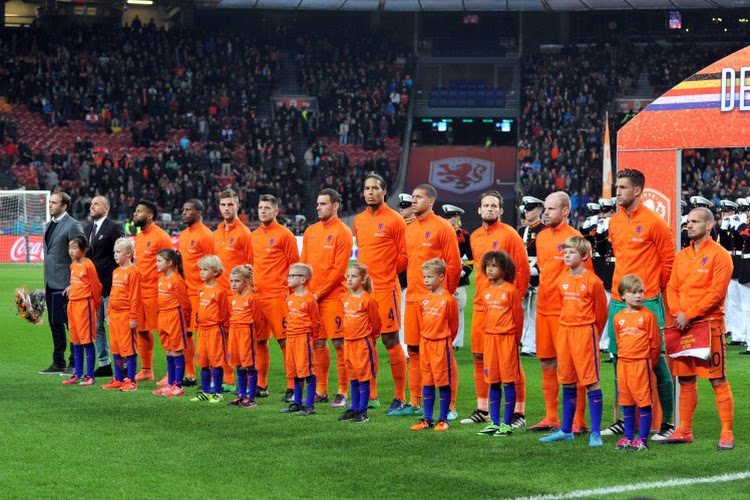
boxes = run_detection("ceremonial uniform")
[518,220,544,355]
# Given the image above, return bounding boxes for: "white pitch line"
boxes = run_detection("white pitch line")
[511,471,750,500]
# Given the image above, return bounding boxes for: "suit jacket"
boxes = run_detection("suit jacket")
[44,212,84,289]
[85,217,125,297]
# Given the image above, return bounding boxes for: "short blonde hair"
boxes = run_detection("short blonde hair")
[618,274,644,297]
[289,263,313,281]
[562,236,591,259]
[114,237,134,255]
[198,255,224,276]
[421,258,446,276]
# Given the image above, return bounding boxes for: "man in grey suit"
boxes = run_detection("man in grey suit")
[38,192,84,374]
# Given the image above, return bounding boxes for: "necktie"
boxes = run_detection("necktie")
[90,223,98,245]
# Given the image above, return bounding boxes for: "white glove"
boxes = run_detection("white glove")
[681,215,688,224]
[460,270,466,278]
[740,213,749,225]
[731,215,741,229]
[596,218,606,233]
[582,215,597,230]
[722,217,730,230]
[530,267,539,277]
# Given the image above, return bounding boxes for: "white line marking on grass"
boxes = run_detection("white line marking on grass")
[512,471,750,500]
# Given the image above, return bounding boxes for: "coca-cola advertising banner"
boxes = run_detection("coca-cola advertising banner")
[2,236,45,263]
[405,146,516,202]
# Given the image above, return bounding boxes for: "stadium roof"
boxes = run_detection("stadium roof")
[212,0,748,10]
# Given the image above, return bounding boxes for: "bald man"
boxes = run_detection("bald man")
[85,195,125,377]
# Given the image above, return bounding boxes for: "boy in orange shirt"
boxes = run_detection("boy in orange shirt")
[280,263,321,416]
[540,236,607,447]
[102,238,141,392]
[410,258,459,432]
[613,275,661,451]
[478,251,523,437]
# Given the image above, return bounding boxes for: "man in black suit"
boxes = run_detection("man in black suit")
[86,195,125,377]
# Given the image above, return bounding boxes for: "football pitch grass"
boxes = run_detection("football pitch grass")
[1,264,749,499]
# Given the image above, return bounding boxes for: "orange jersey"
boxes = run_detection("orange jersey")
[470,220,530,308]
[614,308,661,362]
[405,212,462,301]
[536,222,592,315]
[557,270,608,331]
[667,238,733,322]
[134,223,174,299]
[213,219,254,290]
[301,217,353,301]
[157,272,191,312]
[250,220,299,300]
[108,266,141,321]
[68,258,102,305]
[178,222,215,296]
[481,281,523,340]
[229,290,261,327]
[353,204,408,291]
[610,203,675,301]
[341,291,381,340]
[285,290,321,338]
[417,289,459,341]
[197,285,230,327]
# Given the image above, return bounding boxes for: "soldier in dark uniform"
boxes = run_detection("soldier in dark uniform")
[680,200,689,248]
[594,198,616,354]
[718,200,743,345]
[442,204,473,350]
[734,198,750,355]
[397,193,414,351]
[518,196,545,356]
[690,195,719,242]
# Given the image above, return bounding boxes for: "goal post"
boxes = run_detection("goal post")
[0,190,51,263]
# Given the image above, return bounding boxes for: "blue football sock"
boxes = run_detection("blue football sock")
[237,368,247,398]
[359,380,370,414]
[167,356,176,386]
[423,385,436,424]
[212,367,224,394]
[504,384,517,426]
[126,355,137,381]
[489,383,502,426]
[562,386,577,433]
[200,368,211,393]
[588,388,604,434]
[438,386,450,422]
[638,406,653,441]
[73,344,83,378]
[623,405,636,440]
[174,355,185,388]
[248,369,258,400]
[350,380,360,411]
[305,375,316,409]
[294,378,303,406]
[113,354,123,382]
[84,344,95,378]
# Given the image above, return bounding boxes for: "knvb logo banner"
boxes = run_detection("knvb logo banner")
[429,157,494,194]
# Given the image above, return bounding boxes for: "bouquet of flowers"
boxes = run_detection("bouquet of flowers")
[15,288,46,325]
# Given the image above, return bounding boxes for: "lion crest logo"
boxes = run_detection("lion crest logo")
[429,157,494,194]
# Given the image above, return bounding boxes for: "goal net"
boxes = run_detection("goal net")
[0,190,51,263]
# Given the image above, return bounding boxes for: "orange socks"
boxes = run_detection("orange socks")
[387,345,406,402]
[574,384,587,427]
[679,382,698,431]
[541,367,560,422]
[137,331,154,370]
[515,364,526,414]
[450,353,458,407]
[256,342,270,388]
[314,346,331,396]
[335,347,348,396]
[713,381,734,433]
[408,351,422,407]
[184,334,195,379]
[473,359,489,410]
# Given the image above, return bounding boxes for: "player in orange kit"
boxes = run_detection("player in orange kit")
[251,194,300,402]
[102,238,141,392]
[279,263,321,416]
[539,236,607,447]
[339,263,381,423]
[62,234,102,386]
[133,200,174,382]
[409,258,458,432]
[179,199,215,387]
[152,248,191,398]
[301,188,353,408]
[353,174,409,414]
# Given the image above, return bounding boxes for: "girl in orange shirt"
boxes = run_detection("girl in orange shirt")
[62,235,102,386]
[227,264,262,409]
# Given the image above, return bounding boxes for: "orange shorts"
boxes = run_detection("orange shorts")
[470,308,486,354]
[420,337,454,387]
[536,313,560,360]
[257,297,288,341]
[319,300,344,339]
[344,337,377,382]
[108,310,137,357]
[228,324,257,368]
[557,324,600,386]
[68,298,97,344]
[187,296,200,331]
[404,301,420,346]
[139,297,159,332]
[672,323,726,380]
[483,333,521,384]
[285,334,315,379]
[617,358,654,408]
[159,308,189,352]
[372,283,401,335]
[196,325,227,368]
